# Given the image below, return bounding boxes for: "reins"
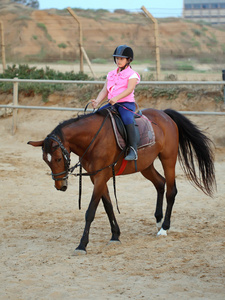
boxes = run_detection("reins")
[68,109,125,213]
[71,148,125,213]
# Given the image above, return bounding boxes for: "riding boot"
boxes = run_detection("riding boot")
[124,123,138,161]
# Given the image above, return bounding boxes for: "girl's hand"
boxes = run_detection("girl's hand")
[109,96,118,105]
[91,99,99,109]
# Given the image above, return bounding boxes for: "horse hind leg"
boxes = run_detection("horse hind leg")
[141,164,166,230]
[157,157,178,236]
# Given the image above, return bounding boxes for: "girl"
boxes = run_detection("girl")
[91,45,140,161]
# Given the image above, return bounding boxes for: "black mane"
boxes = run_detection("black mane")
[43,109,110,153]
[49,112,96,141]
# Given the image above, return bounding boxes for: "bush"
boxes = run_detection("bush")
[0,64,91,102]
[58,43,67,49]
[176,62,195,71]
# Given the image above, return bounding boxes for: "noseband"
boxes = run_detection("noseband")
[45,134,71,181]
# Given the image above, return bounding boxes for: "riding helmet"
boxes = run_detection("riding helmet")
[113,45,133,63]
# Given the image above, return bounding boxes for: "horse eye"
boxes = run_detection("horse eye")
[56,158,62,162]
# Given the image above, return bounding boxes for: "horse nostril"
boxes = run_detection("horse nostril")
[61,186,67,192]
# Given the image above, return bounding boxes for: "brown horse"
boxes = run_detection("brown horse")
[28,108,216,255]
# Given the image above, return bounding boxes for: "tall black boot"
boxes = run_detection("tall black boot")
[124,123,138,161]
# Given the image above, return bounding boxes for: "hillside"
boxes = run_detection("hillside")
[0,1,225,64]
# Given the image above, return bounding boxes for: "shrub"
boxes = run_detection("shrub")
[58,43,67,49]
[0,64,91,102]
[37,23,53,42]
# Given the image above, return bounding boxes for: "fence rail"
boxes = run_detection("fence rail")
[1,78,225,85]
[0,78,224,135]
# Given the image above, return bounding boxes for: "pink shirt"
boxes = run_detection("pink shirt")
[107,66,140,103]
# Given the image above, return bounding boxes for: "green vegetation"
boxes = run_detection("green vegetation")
[221,44,225,53]
[91,58,108,64]
[214,95,223,103]
[207,33,218,47]
[37,23,53,42]
[0,64,91,102]
[175,62,195,71]
[58,43,67,49]
[108,36,114,41]
[151,87,180,100]
[192,28,202,37]
[15,15,32,21]
[191,38,201,48]
[181,31,188,36]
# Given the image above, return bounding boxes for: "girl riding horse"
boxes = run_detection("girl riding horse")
[91,45,140,161]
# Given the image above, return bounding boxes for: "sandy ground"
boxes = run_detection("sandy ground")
[0,109,225,300]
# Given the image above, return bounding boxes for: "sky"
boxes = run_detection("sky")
[38,0,183,18]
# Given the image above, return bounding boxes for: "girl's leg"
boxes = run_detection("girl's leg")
[116,102,138,161]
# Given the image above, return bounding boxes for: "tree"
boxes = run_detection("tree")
[12,0,39,9]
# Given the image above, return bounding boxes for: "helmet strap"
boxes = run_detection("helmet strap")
[120,63,129,71]
[119,58,132,71]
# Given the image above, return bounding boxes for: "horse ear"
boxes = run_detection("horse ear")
[27,140,44,147]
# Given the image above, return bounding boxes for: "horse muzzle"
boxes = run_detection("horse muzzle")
[55,179,68,191]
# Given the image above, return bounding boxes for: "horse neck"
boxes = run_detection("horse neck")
[62,114,107,157]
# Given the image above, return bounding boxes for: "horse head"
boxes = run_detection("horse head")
[28,134,70,191]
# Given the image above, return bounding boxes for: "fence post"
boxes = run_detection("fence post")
[67,7,84,73]
[12,77,18,135]
[0,21,6,71]
[141,6,161,80]
[222,70,225,107]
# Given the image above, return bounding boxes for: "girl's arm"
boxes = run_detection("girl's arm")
[109,78,138,105]
[91,81,108,108]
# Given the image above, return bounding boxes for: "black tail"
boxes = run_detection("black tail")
[164,109,216,197]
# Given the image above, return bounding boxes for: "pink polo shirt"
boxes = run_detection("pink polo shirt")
[107,66,140,103]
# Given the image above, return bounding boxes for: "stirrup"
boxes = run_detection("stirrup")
[124,146,138,161]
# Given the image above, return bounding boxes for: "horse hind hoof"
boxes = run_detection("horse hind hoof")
[108,239,121,245]
[157,228,167,237]
[71,249,87,256]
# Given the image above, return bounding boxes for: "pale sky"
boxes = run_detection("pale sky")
[38,0,183,18]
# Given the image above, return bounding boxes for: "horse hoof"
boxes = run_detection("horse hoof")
[108,239,121,245]
[71,249,87,256]
[157,228,167,237]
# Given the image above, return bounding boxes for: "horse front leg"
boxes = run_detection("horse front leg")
[73,177,105,255]
[101,185,120,243]
[73,193,101,255]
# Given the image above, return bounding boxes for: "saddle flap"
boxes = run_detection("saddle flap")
[108,109,155,150]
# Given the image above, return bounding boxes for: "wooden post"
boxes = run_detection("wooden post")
[81,46,97,79]
[67,7,84,73]
[12,78,18,135]
[0,21,6,71]
[141,6,161,80]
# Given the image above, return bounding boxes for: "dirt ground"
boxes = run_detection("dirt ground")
[0,108,225,300]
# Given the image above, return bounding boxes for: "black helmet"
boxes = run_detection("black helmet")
[113,45,133,63]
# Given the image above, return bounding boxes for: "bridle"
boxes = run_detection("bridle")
[45,134,71,181]
[45,113,110,182]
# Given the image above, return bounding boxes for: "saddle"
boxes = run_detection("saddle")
[107,107,155,150]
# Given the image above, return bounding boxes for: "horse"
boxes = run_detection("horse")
[28,108,216,255]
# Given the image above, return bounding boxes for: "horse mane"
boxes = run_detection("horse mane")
[49,112,97,142]
[43,109,109,152]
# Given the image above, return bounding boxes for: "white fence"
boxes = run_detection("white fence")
[0,78,225,134]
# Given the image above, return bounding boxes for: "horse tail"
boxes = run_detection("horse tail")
[164,109,216,197]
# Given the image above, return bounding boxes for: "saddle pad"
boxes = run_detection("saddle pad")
[108,111,155,150]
